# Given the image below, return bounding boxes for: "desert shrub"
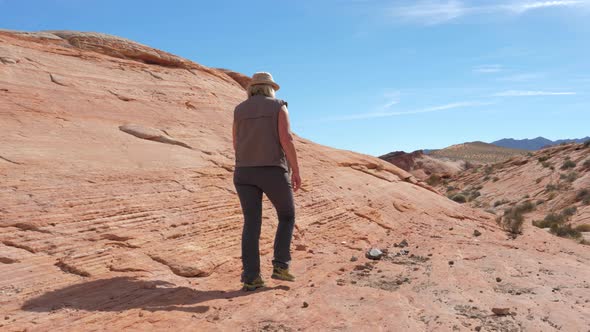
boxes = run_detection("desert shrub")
[576,188,589,199]
[483,175,490,181]
[575,224,590,232]
[561,206,577,217]
[561,160,576,170]
[584,140,590,148]
[549,165,555,171]
[493,199,510,207]
[538,156,550,163]
[541,161,552,168]
[576,189,590,205]
[560,172,579,183]
[446,185,457,192]
[484,165,494,175]
[533,207,577,230]
[545,184,558,192]
[536,199,545,206]
[498,201,535,236]
[451,194,467,203]
[463,161,474,170]
[547,192,557,201]
[583,159,590,169]
[426,174,442,186]
[550,224,581,239]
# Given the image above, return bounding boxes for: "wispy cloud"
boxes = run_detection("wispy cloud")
[378,90,401,109]
[497,72,545,82]
[389,0,587,25]
[492,90,576,96]
[473,64,504,74]
[325,101,488,121]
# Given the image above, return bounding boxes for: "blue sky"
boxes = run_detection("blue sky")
[1,0,589,155]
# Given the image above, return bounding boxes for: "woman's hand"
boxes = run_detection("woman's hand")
[291,171,301,192]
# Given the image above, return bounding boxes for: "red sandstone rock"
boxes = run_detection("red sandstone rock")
[0,30,589,331]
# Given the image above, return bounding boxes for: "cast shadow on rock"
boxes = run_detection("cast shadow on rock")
[22,276,289,314]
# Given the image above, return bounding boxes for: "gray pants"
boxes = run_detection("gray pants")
[233,166,295,283]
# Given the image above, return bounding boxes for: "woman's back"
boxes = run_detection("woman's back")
[234,95,288,171]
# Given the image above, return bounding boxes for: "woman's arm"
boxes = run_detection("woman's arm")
[278,105,301,192]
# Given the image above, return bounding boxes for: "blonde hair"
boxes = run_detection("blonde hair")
[248,84,276,98]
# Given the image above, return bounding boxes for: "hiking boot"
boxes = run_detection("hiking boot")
[271,267,295,282]
[242,275,265,291]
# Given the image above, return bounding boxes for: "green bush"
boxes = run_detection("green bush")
[426,174,442,186]
[533,207,578,230]
[493,199,510,207]
[546,184,558,192]
[577,189,590,205]
[541,161,552,168]
[550,224,581,239]
[562,206,577,217]
[451,194,466,203]
[560,172,579,183]
[484,165,494,175]
[538,156,550,163]
[561,160,576,170]
[498,201,536,236]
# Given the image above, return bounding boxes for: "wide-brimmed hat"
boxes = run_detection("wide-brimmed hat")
[248,72,280,91]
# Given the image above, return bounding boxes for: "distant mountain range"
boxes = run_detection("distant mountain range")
[491,137,590,151]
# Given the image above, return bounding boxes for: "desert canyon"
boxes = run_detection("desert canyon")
[0,30,589,331]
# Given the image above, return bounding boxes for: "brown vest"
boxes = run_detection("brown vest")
[234,95,289,171]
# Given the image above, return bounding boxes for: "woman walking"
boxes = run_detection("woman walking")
[232,72,301,291]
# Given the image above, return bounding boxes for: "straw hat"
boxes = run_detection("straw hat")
[248,72,280,91]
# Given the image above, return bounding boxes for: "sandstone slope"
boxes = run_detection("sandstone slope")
[1,30,589,331]
[430,141,528,164]
[441,143,590,242]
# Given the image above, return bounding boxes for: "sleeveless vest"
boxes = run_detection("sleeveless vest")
[234,95,289,171]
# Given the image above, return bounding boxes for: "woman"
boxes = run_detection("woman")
[232,72,302,291]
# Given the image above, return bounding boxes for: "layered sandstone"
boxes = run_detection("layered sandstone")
[1,30,589,331]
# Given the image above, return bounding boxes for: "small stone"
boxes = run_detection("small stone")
[350,256,358,262]
[474,326,482,331]
[448,260,454,266]
[473,230,482,237]
[354,264,368,271]
[398,239,409,248]
[491,307,511,316]
[138,312,144,317]
[496,277,502,282]
[366,248,383,260]
[339,267,346,272]
[295,244,308,251]
[449,227,454,231]
[427,253,433,257]
[302,302,309,308]
[4,316,8,320]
